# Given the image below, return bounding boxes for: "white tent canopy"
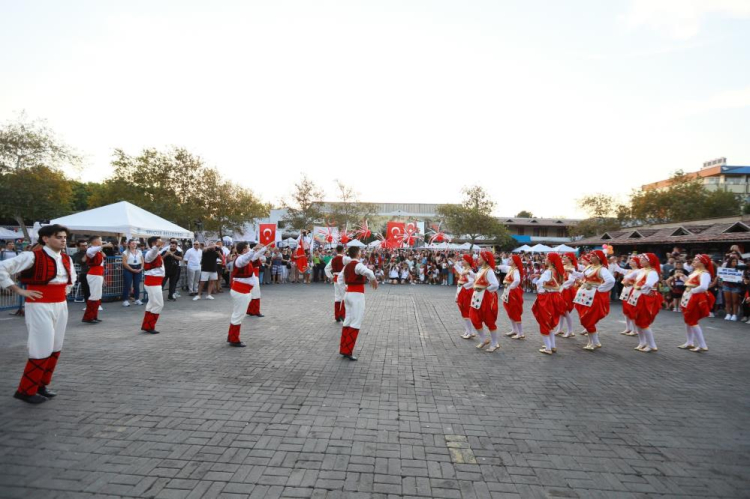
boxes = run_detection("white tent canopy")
[51,201,193,239]
[529,243,553,253]
[0,227,21,240]
[512,244,532,253]
[552,244,577,253]
[346,239,366,248]
[367,240,381,248]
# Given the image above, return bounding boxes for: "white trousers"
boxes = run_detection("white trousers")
[230,289,252,325]
[334,279,346,302]
[187,267,201,293]
[25,301,68,359]
[145,285,164,314]
[343,292,365,329]
[87,274,103,301]
[250,282,261,299]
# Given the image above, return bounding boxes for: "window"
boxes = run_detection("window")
[517,227,525,235]
[723,222,750,234]
[540,228,548,237]
[533,228,540,237]
[557,228,566,237]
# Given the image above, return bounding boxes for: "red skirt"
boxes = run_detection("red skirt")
[502,287,524,322]
[456,286,473,319]
[561,286,576,313]
[470,291,499,331]
[532,293,566,335]
[576,291,610,333]
[681,292,715,326]
[634,292,663,328]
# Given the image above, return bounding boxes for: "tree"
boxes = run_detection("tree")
[0,114,80,240]
[326,180,377,230]
[281,175,325,231]
[515,210,534,218]
[202,170,269,237]
[572,194,630,238]
[437,185,513,248]
[0,166,73,233]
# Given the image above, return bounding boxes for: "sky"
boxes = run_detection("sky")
[1,0,749,218]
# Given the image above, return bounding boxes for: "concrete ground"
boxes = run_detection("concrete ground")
[0,282,749,498]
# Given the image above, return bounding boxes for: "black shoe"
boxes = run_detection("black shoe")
[82,319,98,324]
[254,314,264,318]
[13,391,48,404]
[93,319,102,323]
[37,386,56,398]
[341,354,358,361]
[168,297,176,302]
[229,341,246,347]
[142,329,160,334]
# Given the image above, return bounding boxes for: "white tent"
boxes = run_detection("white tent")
[51,201,193,239]
[346,239,366,248]
[0,228,20,240]
[284,237,298,248]
[552,244,577,253]
[529,243,553,253]
[368,240,381,248]
[512,244,532,253]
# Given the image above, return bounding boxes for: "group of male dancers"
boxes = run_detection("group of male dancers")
[1,226,715,405]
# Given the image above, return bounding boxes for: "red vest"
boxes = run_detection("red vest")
[331,255,345,273]
[19,248,72,285]
[344,260,366,285]
[144,254,163,271]
[232,260,255,279]
[87,251,104,276]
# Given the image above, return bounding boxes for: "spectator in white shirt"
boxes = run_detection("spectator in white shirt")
[122,240,144,306]
[183,241,202,296]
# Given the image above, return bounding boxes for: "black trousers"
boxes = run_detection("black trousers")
[80,273,90,301]
[164,267,181,298]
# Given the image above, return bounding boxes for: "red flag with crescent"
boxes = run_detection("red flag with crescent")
[387,222,405,246]
[259,224,276,246]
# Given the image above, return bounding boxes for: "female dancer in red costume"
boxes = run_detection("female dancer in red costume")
[498,255,524,340]
[572,250,615,351]
[470,251,500,352]
[532,253,567,355]
[455,254,476,339]
[680,254,715,353]
[632,253,663,352]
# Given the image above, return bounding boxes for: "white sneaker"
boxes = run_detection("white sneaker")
[206,295,215,300]
[123,301,130,307]
[134,300,143,306]
[731,314,738,321]
[98,306,104,311]
[174,293,181,298]
[193,295,201,301]
[709,312,715,318]
[725,314,732,320]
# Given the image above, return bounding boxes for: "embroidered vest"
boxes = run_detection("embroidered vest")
[331,255,345,273]
[685,271,704,287]
[475,268,491,288]
[344,260,366,285]
[232,259,255,279]
[583,266,604,285]
[19,248,72,285]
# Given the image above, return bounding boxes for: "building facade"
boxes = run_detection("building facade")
[642,157,750,200]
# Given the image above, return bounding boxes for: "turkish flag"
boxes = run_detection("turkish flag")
[387,222,405,245]
[259,224,276,246]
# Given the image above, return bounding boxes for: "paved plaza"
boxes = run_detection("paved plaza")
[1,283,749,499]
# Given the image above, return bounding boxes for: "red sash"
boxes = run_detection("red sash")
[231,281,252,294]
[25,284,67,303]
[347,284,365,293]
[144,275,163,287]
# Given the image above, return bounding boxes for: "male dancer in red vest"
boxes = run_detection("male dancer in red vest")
[340,246,377,361]
[246,242,265,317]
[0,224,76,404]
[81,236,112,324]
[141,236,165,334]
[229,242,266,346]
[324,244,347,322]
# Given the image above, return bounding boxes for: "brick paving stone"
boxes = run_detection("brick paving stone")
[1,283,749,497]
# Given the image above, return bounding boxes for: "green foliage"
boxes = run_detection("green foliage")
[281,175,325,231]
[325,180,378,230]
[0,166,73,227]
[515,210,534,218]
[0,113,81,173]
[437,185,512,247]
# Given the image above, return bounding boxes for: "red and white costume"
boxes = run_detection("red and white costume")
[612,257,641,336]
[325,253,348,321]
[246,252,265,316]
[498,255,524,338]
[572,250,615,349]
[0,247,76,398]
[229,246,266,344]
[470,251,500,350]
[141,246,165,332]
[340,258,376,356]
[532,254,567,354]
[554,253,579,337]
[82,245,105,322]
[454,255,476,338]
[680,255,715,352]
[631,254,663,352]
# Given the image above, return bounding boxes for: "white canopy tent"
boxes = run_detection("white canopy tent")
[529,243,553,253]
[367,240,381,248]
[51,201,193,239]
[346,239,366,248]
[552,244,577,253]
[512,244,532,253]
[0,228,21,240]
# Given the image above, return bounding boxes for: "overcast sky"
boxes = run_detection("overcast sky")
[2,0,749,218]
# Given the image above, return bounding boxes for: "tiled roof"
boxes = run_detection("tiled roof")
[573,221,750,246]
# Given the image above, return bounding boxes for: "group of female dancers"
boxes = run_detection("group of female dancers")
[454,250,716,355]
